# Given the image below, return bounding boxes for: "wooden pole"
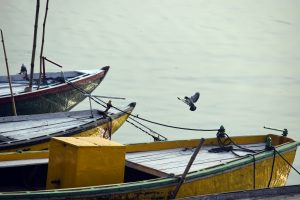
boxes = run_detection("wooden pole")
[170,138,205,199]
[38,0,49,88]
[43,57,63,68]
[29,0,40,91]
[85,94,126,100]
[0,29,17,116]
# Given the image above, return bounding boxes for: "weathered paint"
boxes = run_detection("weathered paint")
[0,150,48,161]
[0,110,131,153]
[175,150,296,198]
[68,148,297,200]
[0,67,109,116]
[46,137,126,189]
[182,185,300,200]
[0,134,298,199]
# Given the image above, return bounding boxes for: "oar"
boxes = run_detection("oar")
[170,138,205,199]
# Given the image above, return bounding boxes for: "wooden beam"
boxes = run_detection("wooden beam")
[170,138,205,199]
[125,160,169,178]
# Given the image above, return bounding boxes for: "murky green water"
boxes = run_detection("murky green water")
[1,0,300,185]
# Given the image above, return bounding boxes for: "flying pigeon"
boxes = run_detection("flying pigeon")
[178,92,200,111]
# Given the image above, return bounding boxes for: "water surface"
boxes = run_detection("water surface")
[0,0,300,185]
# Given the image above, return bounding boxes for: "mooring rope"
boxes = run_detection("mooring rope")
[274,149,300,175]
[249,154,256,189]
[64,78,219,133]
[63,79,167,140]
[266,145,300,188]
[215,133,258,155]
[127,117,167,141]
[268,148,276,187]
[126,119,165,141]
[224,133,257,153]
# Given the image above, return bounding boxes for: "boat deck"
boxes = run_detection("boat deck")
[126,143,265,176]
[0,143,266,173]
[0,110,105,142]
[0,83,30,96]
[0,70,89,97]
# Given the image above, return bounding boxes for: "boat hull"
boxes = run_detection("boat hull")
[0,67,109,116]
[0,134,298,199]
[68,143,297,200]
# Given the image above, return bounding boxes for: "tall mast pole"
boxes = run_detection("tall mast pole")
[1,29,17,116]
[38,0,49,88]
[29,0,40,91]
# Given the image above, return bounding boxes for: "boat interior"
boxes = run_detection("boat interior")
[0,110,108,145]
[0,70,92,97]
[0,134,293,192]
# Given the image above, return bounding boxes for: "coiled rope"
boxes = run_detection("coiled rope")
[213,132,258,156]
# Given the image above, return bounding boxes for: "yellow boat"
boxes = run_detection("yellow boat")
[0,102,136,152]
[0,129,298,199]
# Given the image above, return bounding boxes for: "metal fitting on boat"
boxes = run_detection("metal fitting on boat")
[265,136,274,150]
[217,125,226,138]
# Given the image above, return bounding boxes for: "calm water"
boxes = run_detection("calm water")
[1,0,300,185]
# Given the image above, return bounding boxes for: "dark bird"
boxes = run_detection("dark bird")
[178,92,200,111]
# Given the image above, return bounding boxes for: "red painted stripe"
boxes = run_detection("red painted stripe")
[0,69,106,103]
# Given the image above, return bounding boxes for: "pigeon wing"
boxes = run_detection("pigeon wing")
[190,92,200,103]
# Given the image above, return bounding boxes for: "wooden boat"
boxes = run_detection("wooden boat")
[0,66,109,116]
[0,102,135,152]
[0,131,298,199]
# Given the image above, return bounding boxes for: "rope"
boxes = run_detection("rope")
[107,116,112,140]
[136,110,214,131]
[215,133,258,155]
[130,115,218,131]
[127,117,167,141]
[63,80,164,141]
[274,149,300,175]
[126,119,164,141]
[64,78,219,132]
[230,150,242,157]
[267,146,300,188]
[268,148,276,187]
[223,133,257,153]
[249,154,256,189]
[216,132,300,189]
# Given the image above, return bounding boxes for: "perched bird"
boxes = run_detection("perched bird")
[178,92,200,111]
